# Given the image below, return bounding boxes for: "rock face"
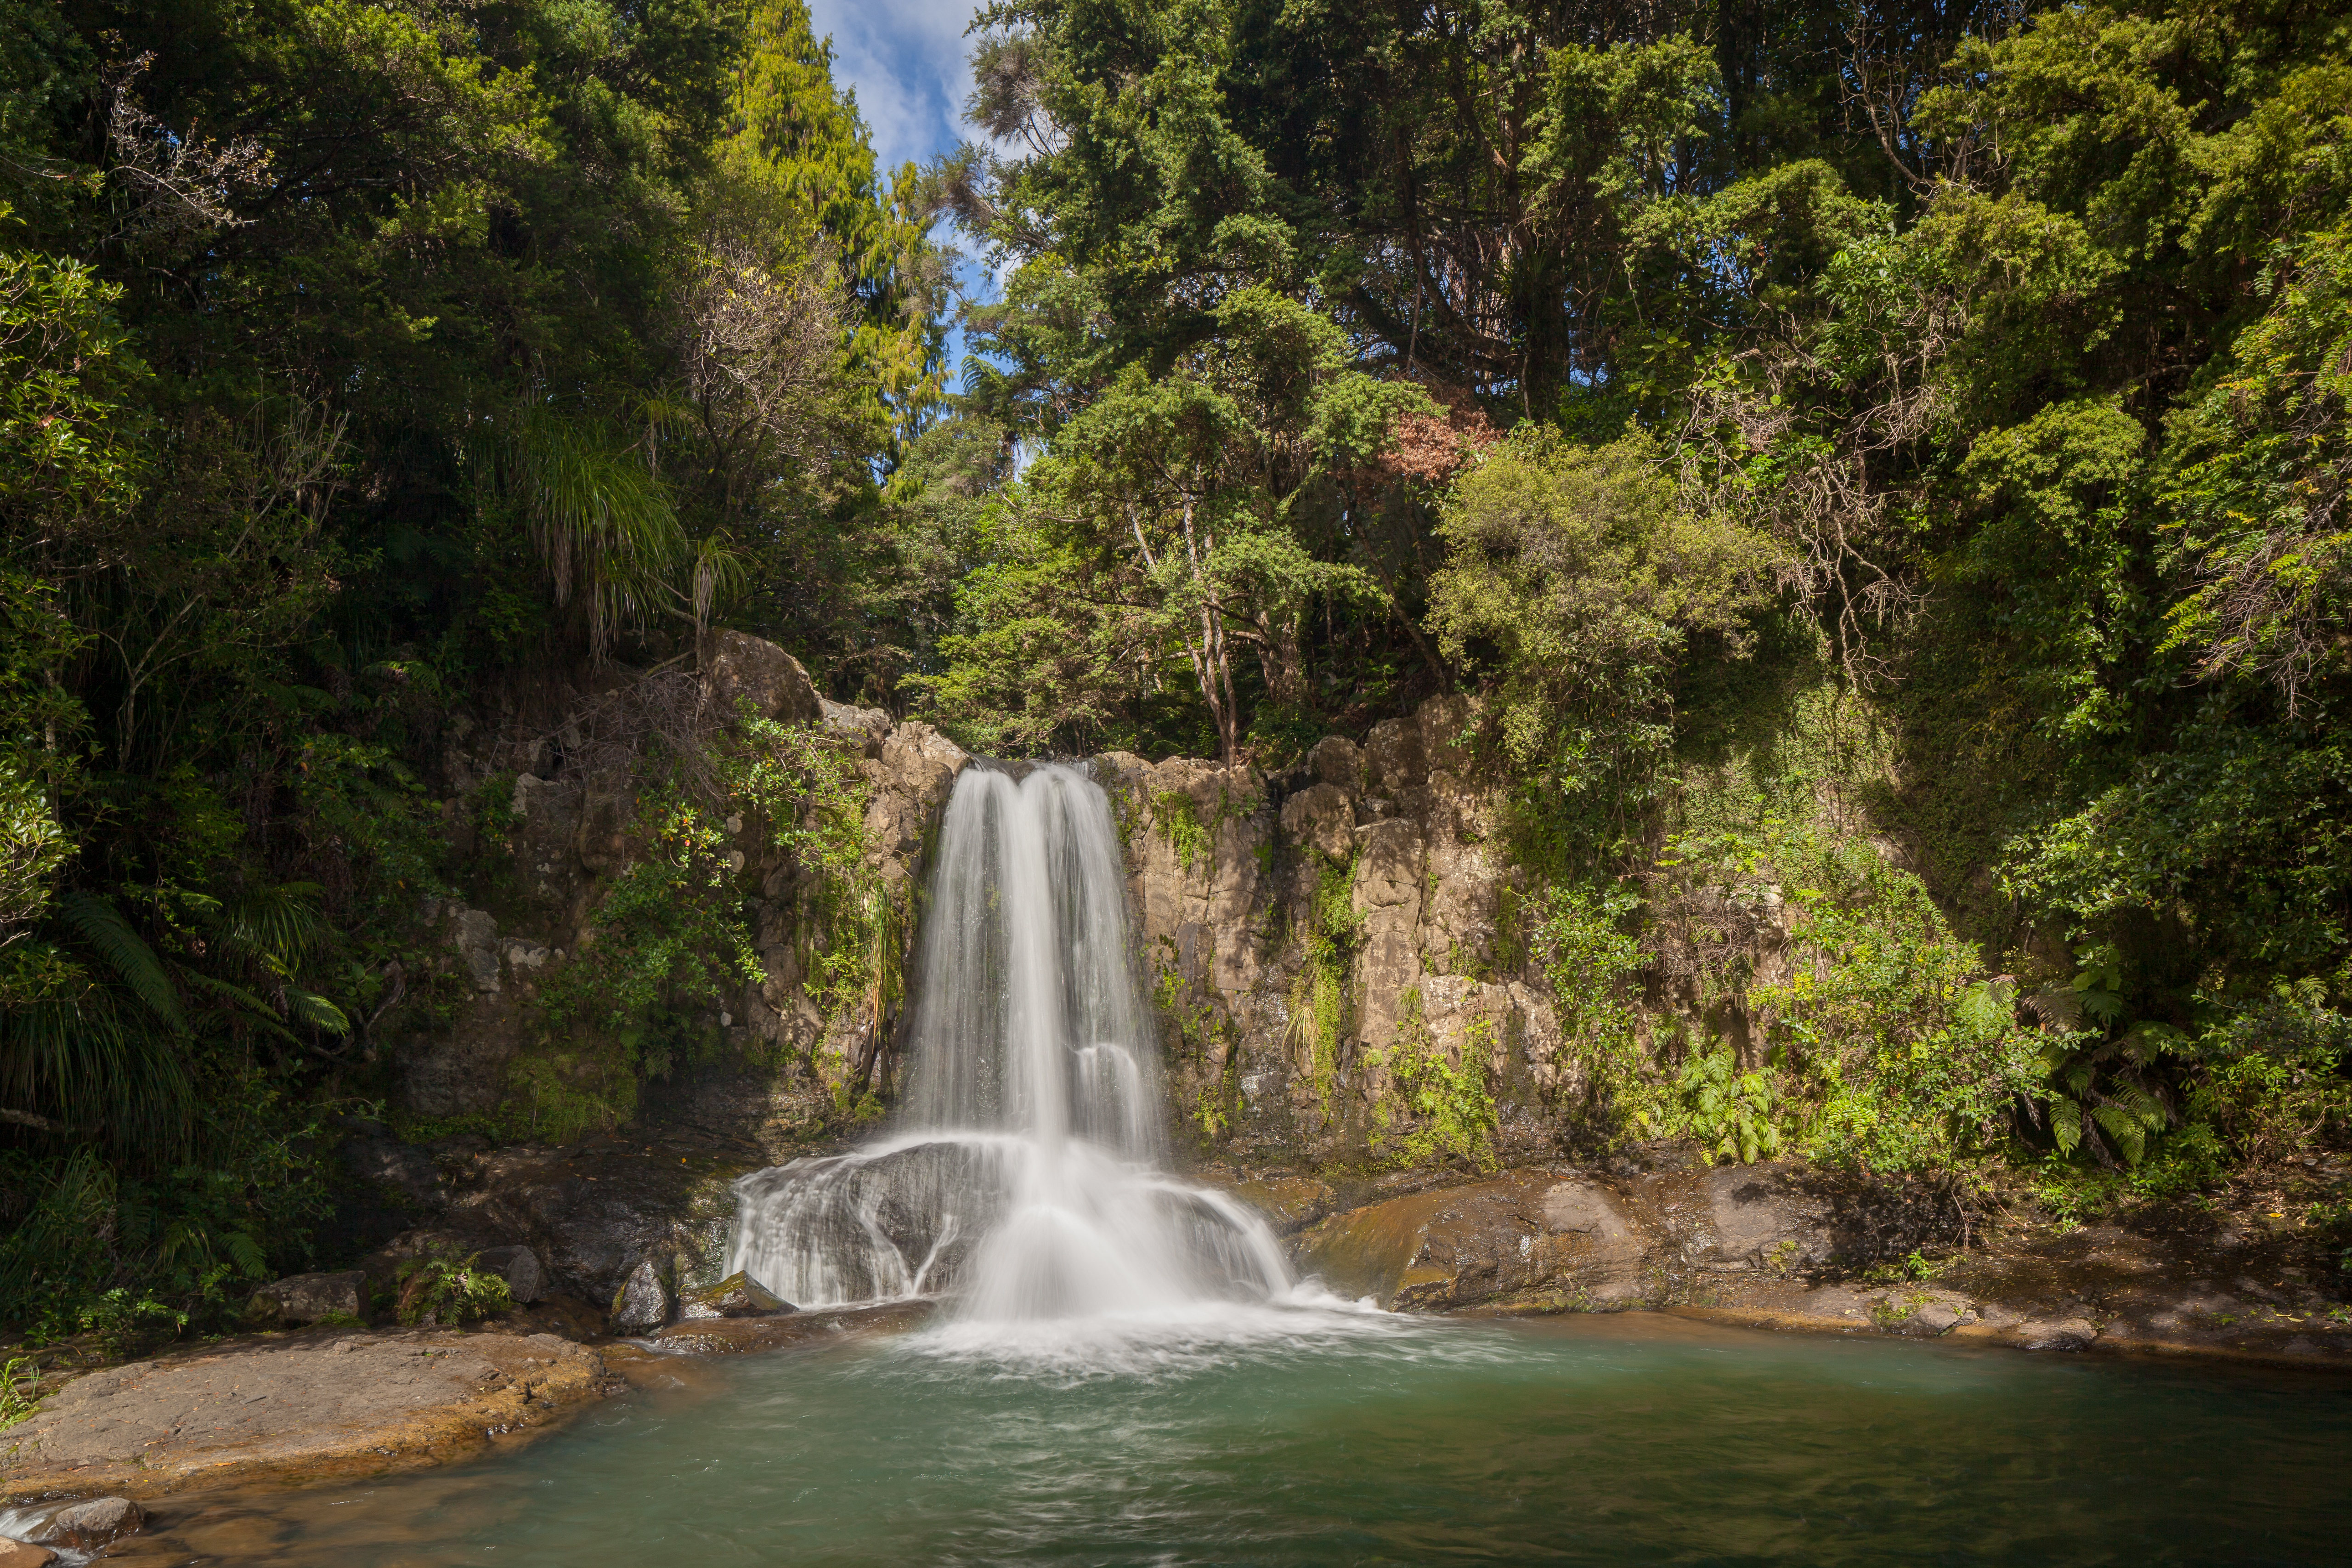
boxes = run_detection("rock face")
[1093,694,1566,1166]
[391,632,969,1142]
[1293,1171,1649,1312]
[245,1272,364,1327]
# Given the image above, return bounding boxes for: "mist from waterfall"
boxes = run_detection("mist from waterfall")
[726,762,1295,1337]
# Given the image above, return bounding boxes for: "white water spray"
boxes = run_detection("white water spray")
[727,762,1293,1328]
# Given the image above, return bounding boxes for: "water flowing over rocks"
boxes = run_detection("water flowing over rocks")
[723,764,1293,1325]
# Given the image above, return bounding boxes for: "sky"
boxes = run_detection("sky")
[805,0,982,178]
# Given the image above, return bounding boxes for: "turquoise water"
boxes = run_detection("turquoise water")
[115,1311,2352,1566]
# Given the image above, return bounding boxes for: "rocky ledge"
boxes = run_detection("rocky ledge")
[0,1329,610,1503]
[1268,1160,2352,1366]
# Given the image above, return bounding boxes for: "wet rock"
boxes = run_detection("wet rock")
[702,630,820,725]
[608,1257,673,1335]
[2019,1316,2098,1352]
[474,1245,545,1304]
[676,1271,794,1320]
[0,1537,53,1566]
[1228,1175,1336,1236]
[44,1497,144,1549]
[1292,1172,1649,1312]
[1705,1163,1838,1272]
[245,1271,364,1328]
[448,906,503,993]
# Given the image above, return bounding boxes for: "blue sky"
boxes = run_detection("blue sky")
[806,0,981,179]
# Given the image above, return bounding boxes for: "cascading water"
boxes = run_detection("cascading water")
[726,762,1294,1331]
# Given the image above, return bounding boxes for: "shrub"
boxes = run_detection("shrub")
[395,1248,514,1327]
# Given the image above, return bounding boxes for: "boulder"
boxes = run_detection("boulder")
[702,630,820,725]
[1306,735,1362,790]
[245,1270,364,1327]
[475,1245,545,1304]
[2019,1316,2098,1352]
[1363,716,1426,794]
[819,697,891,755]
[43,1497,144,1550]
[676,1272,794,1321]
[1899,1301,1964,1337]
[608,1257,673,1335]
[1291,1172,1650,1312]
[0,1538,53,1566]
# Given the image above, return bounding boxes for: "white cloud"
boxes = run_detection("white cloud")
[805,0,980,176]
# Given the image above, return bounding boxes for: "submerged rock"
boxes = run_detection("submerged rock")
[677,1272,794,1320]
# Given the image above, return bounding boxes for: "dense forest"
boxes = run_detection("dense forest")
[3,0,2350,1338]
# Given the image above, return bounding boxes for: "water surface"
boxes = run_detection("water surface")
[107,1310,2352,1566]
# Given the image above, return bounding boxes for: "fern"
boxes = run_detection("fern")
[55,890,184,1029]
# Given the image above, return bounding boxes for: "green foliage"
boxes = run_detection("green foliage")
[1285,852,1360,1122]
[1366,989,1499,1172]
[1531,881,1645,1121]
[1640,1042,1783,1166]
[1430,428,1778,787]
[395,1246,514,1328]
[0,1353,38,1430]
[1154,791,1211,876]
[727,716,888,1030]
[1754,876,2045,1179]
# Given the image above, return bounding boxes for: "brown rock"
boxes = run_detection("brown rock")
[0,1330,605,1501]
[245,1271,364,1328]
[1278,783,1355,863]
[1227,1175,1336,1235]
[1306,735,1362,790]
[702,631,820,725]
[0,1537,54,1566]
[1291,1172,1650,1311]
[675,1272,793,1320]
[45,1495,144,1548]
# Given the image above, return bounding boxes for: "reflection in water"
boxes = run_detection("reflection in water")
[102,1314,2352,1567]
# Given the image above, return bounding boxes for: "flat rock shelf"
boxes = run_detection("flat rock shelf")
[1,1330,610,1500]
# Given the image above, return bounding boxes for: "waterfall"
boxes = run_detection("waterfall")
[726,762,1292,1324]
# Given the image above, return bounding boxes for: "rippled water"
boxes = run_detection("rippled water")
[101,1311,2352,1567]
